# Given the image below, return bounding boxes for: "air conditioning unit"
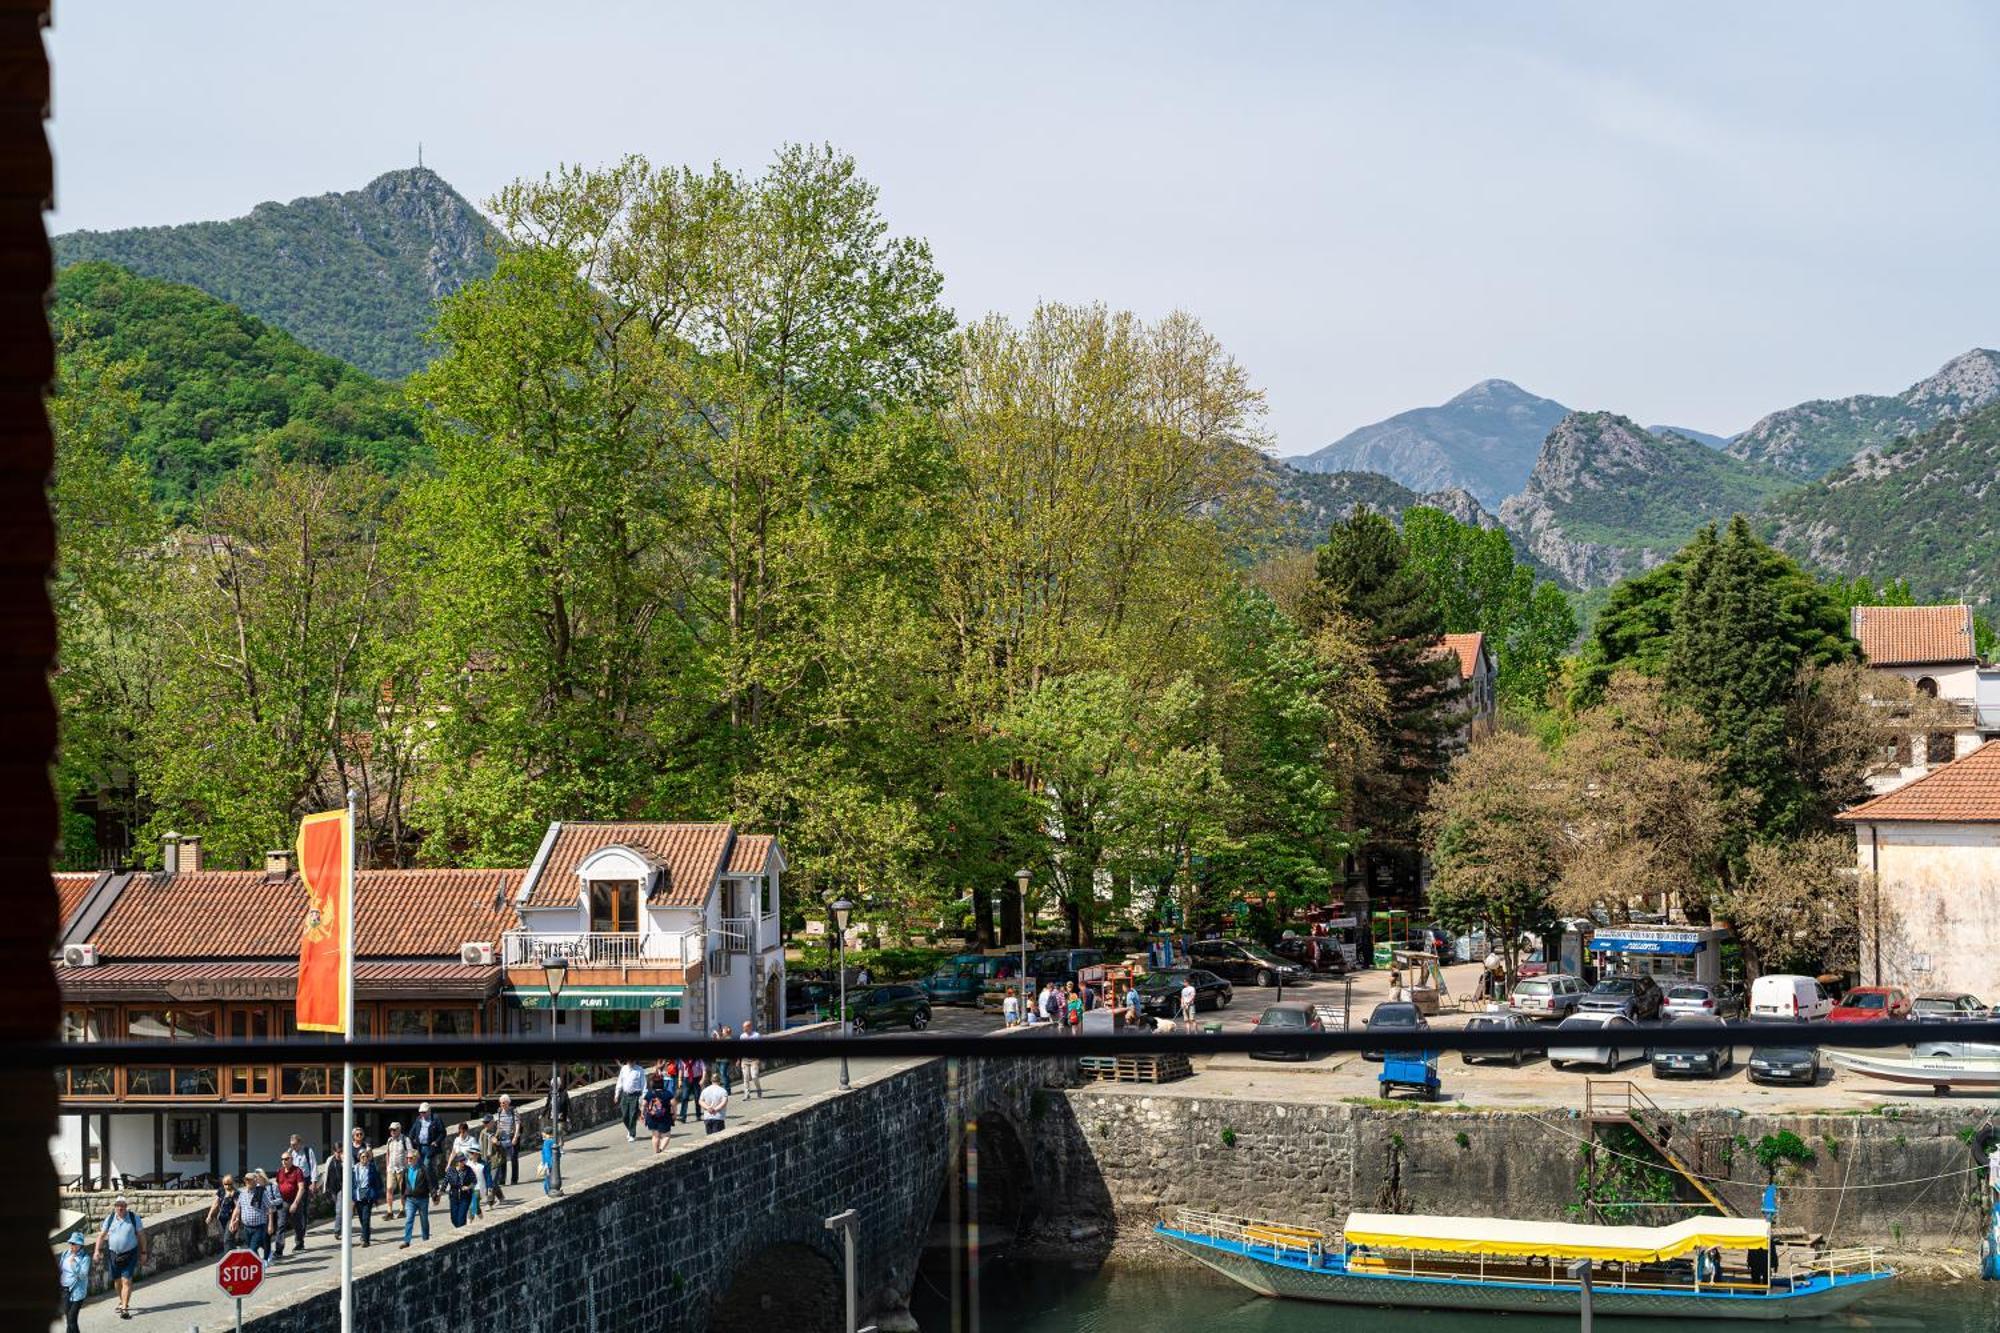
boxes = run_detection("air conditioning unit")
[63,943,99,968]
[460,941,495,966]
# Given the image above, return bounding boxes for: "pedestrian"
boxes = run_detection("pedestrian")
[741,1020,764,1098]
[452,1122,483,1220]
[1124,980,1141,1027]
[1003,990,1020,1027]
[444,1152,477,1228]
[348,1131,380,1247]
[1043,982,1061,1026]
[383,1122,409,1220]
[676,1058,705,1123]
[231,1173,270,1263]
[616,1058,646,1141]
[714,1026,733,1093]
[493,1094,520,1188]
[410,1101,447,1179]
[539,1125,561,1198]
[284,1133,318,1187]
[274,1154,306,1257]
[1179,977,1197,1032]
[643,1073,675,1154]
[398,1146,433,1249]
[95,1193,147,1318]
[1064,983,1084,1035]
[699,1073,730,1134]
[318,1144,342,1218]
[479,1113,508,1204]
[205,1174,236,1253]
[59,1231,89,1333]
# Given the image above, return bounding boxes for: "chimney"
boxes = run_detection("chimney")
[179,835,203,873]
[265,849,295,879]
[161,832,180,875]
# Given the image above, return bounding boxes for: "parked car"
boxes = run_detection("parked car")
[1517,948,1550,979]
[1914,992,1991,1023]
[1548,1013,1639,1071]
[1249,1002,1326,1061]
[1647,1014,1736,1078]
[1577,974,1665,1022]
[1271,935,1348,975]
[1912,1038,2000,1060]
[1661,982,1744,1021]
[1750,974,1833,1022]
[785,977,838,1019]
[1511,974,1586,1021]
[845,983,933,1032]
[1029,948,1105,988]
[1135,968,1232,1021]
[923,953,1018,1005]
[1189,938,1308,987]
[1829,986,1912,1023]
[1462,1011,1539,1067]
[1363,1001,1429,1062]
[1746,1023,1822,1085]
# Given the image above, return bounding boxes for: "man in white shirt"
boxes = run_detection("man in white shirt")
[740,1020,764,1099]
[1002,991,1020,1027]
[1179,979,1197,1032]
[616,1059,646,1141]
[698,1075,729,1134]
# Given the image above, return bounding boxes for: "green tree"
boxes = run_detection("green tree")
[1423,731,1568,980]
[1401,506,1575,711]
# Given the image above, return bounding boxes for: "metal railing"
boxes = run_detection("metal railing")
[501,929,704,968]
[1173,1208,1327,1264]
[718,915,754,954]
[1806,1247,1885,1277]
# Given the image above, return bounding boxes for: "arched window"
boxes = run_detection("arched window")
[1916,676,1938,697]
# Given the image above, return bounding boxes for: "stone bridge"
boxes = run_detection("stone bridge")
[236,1051,1071,1333]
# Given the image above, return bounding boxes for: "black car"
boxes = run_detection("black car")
[844,983,933,1032]
[1746,1024,1821,1085]
[1576,974,1665,1022]
[1646,1014,1735,1078]
[1135,969,1233,1021]
[1363,1001,1429,1061]
[1271,936,1348,975]
[1188,938,1308,987]
[1249,1002,1325,1061]
[785,978,838,1019]
[1462,1011,1539,1066]
[1030,948,1105,988]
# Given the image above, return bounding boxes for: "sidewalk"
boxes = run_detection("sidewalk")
[66,1053,925,1332]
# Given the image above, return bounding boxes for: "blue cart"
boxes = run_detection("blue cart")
[1378,1049,1441,1101]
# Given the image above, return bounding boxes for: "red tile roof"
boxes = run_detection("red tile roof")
[522,822,736,909]
[728,834,775,875]
[1850,604,1976,667]
[1438,632,1488,681]
[54,872,95,929]
[85,868,520,959]
[1839,741,2000,823]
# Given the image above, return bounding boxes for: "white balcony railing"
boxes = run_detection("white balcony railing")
[718,916,754,955]
[501,929,704,969]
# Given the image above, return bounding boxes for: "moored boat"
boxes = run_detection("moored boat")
[1155,1208,1892,1321]
[1829,1049,2000,1091]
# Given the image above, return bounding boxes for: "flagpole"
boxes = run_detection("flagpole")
[339,787,356,1333]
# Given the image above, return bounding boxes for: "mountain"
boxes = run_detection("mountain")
[1287,379,1570,508]
[1257,459,1503,546]
[53,167,501,381]
[1647,424,1730,448]
[1726,348,2000,480]
[1762,400,2000,611]
[1498,413,1792,589]
[53,262,424,514]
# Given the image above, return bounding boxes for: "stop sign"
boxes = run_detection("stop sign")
[215,1247,264,1298]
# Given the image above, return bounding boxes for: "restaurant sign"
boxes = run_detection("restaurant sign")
[164,976,296,1002]
[506,985,686,1012]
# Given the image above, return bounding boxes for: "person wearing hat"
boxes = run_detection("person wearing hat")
[231,1171,272,1262]
[383,1121,410,1219]
[492,1093,520,1187]
[59,1231,89,1333]
[94,1193,145,1318]
[478,1113,508,1205]
[410,1101,446,1184]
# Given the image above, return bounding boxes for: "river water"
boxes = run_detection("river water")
[914,1258,2000,1331]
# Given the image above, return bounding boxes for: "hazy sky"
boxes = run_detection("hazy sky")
[47,2,2000,451]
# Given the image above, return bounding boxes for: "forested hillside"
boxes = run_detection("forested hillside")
[1726,348,2000,479]
[53,262,422,513]
[54,167,500,380]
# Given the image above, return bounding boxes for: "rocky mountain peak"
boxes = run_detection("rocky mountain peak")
[1906,348,2000,412]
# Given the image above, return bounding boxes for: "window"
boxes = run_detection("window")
[125,1007,219,1098]
[279,1009,376,1097]
[588,878,640,933]
[592,1009,640,1036]
[762,874,776,917]
[58,1006,115,1097]
[228,1007,273,1096]
[170,1116,206,1158]
[383,1007,480,1099]
[1916,676,1938,697]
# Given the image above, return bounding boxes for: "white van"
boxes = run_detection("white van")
[1750,974,1832,1021]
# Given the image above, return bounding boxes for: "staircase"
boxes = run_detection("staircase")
[1583,1079,1737,1217]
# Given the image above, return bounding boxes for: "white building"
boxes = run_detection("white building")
[1850,603,1996,793]
[1438,631,1498,745]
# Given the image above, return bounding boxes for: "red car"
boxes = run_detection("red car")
[1828,986,1911,1023]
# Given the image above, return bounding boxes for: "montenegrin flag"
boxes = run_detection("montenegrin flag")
[295,808,353,1034]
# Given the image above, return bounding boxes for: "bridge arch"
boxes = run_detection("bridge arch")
[973,1107,1039,1241]
[710,1240,843,1333]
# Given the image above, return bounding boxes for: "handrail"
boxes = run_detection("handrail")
[1173,1207,1327,1262]
[501,928,704,968]
[1806,1246,1883,1276]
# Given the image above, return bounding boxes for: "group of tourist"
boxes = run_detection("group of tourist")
[1004,979,1140,1032]
[613,1026,760,1156]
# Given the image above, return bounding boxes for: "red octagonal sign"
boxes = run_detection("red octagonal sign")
[216,1248,264,1298]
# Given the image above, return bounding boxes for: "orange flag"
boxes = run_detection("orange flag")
[295,808,353,1033]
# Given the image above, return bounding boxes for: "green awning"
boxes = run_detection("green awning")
[505,985,686,1011]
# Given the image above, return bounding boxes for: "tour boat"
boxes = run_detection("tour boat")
[1156,1208,1892,1321]
[1829,1049,2000,1091]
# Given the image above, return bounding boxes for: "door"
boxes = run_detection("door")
[588,878,640,935]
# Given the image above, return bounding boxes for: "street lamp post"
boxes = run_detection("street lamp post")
[1015,868,1031,1025]
[544,956,567,1194]
[832,898,853,1090]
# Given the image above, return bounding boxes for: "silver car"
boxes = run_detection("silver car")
[1548,1013,1639,1071]
[1662,983,1744,1020]
[1511,974,1585,1021]
[1913,992,1989,1023]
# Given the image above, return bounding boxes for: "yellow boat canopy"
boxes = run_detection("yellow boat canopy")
[1340,1213,1770,1264]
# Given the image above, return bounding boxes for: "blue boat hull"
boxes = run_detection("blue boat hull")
[1155,1227,1893,1322]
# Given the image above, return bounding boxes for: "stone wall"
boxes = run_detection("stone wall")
[1039,1088,1992,1263]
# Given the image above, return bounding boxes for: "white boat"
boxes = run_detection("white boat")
[1157,1208,1892,1321]
[1829,1048,2000,1091]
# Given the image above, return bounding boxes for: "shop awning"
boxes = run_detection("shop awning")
[504,985,685,1011]
[1589,933,1704,956]
[1340,1212,1769,1262]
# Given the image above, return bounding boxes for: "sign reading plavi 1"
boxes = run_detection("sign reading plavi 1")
[215,1247,264,1298]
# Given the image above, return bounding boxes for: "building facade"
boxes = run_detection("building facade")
[1850,603,1996,793]
[1438,631,1498,745]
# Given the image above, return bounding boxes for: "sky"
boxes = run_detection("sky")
[46,2,2000,452]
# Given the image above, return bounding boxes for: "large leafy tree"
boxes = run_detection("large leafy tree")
[1401,506,1575,711]
[1423,731,1569,980]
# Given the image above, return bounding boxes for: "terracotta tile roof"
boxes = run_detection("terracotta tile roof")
[54,872,95,929]
[84,868,520,960]
[1839,741,2000,823]
[1850,604,1976,667]
[56,959,500,999]
[521,822,736,909]
[727,834,775,875]
[1437,632,1488,681]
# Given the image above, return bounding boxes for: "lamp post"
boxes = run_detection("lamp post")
[832,898,853,1091]
[544,956,567,1194]
[1015,868,1032,1024]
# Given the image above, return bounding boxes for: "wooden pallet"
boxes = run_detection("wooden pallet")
[1078,1053,1193,1084]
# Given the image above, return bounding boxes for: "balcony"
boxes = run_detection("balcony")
[718,916,754,955]
[501,929,704,970]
